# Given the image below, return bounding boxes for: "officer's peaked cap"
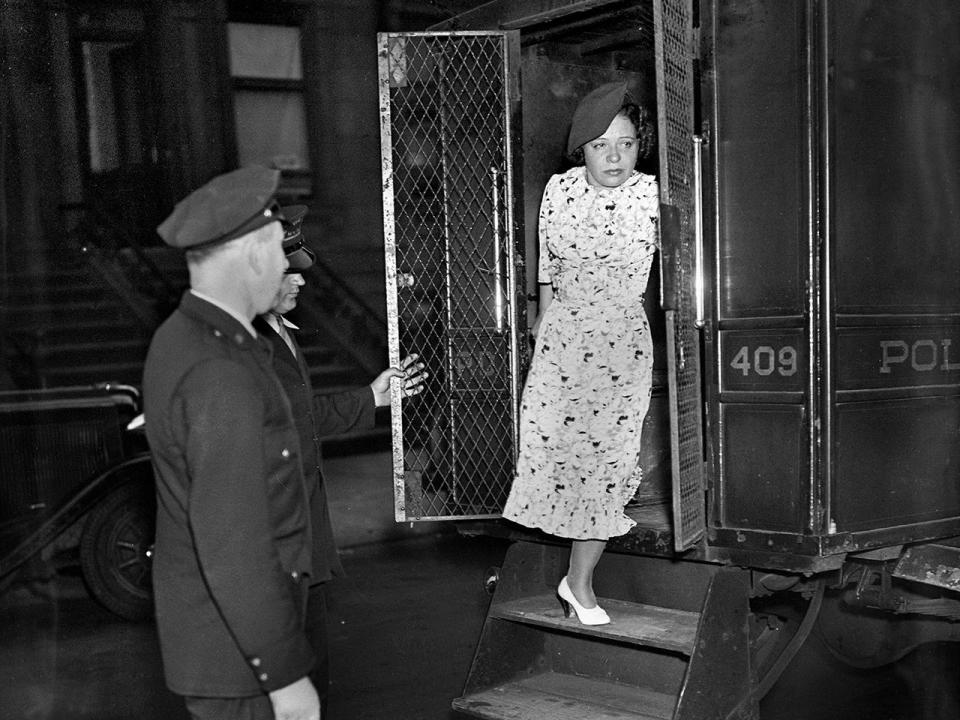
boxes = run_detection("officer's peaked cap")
[157,165,285,250]
[280,205,315,272]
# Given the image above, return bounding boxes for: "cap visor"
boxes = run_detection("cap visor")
[285,247,315,272]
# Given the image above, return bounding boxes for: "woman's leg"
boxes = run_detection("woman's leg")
[566,538,607,607]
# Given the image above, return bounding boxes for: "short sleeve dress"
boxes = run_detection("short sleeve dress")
[502,166,659,540]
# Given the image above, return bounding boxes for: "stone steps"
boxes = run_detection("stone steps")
[3,242,387,393]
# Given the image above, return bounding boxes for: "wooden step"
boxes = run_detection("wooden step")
[453,671,675,720]
[491,595,699,656]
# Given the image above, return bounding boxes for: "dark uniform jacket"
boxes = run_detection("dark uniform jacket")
[252,314,375,582]
[143,292,314,697]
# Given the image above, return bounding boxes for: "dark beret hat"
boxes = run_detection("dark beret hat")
[280,205,316,272]
[156,165,285,249]
[566,81,635,156]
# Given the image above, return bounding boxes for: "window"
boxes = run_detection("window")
[228,22,311,196]
[82,40,151,173]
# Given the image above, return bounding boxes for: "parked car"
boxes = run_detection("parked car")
[0,382,155,620]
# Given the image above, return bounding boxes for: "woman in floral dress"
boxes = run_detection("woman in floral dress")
[502,82,658,625]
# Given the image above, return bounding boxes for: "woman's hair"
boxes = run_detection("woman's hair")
[568,103,656,165]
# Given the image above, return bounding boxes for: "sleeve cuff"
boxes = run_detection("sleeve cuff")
[246,633,315,693]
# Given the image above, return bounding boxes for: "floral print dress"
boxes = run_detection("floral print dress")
[502,167,659,540]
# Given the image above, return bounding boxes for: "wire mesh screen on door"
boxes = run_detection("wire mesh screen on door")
[379,32,524,521]
[654,0,707,550]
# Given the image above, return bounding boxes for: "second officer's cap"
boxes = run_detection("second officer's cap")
[280,205,316,272]
[566,81,635,156]
[156,165,286,250]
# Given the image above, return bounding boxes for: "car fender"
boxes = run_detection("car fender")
[0,453,154,582]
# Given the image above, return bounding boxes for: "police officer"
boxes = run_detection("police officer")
[253,206,424,714]
[144,166,320,720]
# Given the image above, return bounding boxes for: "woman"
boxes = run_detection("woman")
[502,81,659,625]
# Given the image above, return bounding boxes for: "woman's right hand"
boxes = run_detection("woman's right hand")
[530,313,544,340]
[529,283,554,340]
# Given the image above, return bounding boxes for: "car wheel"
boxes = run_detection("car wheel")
[80,482,156,621]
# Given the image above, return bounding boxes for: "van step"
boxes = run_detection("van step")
[453,671,674,720]
[491,595,699,656]
[454,543,758,720]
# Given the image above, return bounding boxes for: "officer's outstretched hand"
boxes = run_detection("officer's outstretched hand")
[370,354,427,407]
[269,676,320,720]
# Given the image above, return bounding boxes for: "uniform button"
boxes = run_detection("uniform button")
[250,657,261,667]
[291,571,299,580]
[213,330,222,338]
[259,673,268,682]
[281,448,290,459]
[234,333,245,344]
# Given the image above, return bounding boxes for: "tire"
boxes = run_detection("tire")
[80,481,156,621]
[814,589,917,669]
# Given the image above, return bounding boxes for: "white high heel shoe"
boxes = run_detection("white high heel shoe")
[557,576,610,626]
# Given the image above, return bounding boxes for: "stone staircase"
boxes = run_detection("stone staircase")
[314,243,388,326]
[1,244,388,398]
[2,259,152,389]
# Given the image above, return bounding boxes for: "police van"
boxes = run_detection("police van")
[376,1,960,717]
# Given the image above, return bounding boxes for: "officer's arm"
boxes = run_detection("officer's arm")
[312,387,375,437]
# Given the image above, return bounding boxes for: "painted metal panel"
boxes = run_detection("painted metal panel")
[719,330,807,395]
[833,397,960,532]
[720,404,807,533]
[830,0,960,316]
[827,1,960,539]
[714,0,807,319]
[709,0,815,546]
[835,325,960,394]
